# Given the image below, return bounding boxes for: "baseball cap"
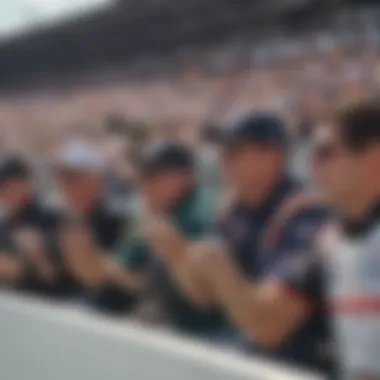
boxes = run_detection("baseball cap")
[222,111,289,150]
[0,156,31,183]
[139,140,195,176]
[55,141,105,172]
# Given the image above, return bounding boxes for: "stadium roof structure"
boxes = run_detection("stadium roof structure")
[0,0,112,40]
[0,0,339,90]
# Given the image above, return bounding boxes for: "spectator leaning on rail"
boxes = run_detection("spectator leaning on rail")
[111,140,227,336]
[57,139,225,331]
[0,156,58,294]
[143,112,336,376]
[52,141,128,303]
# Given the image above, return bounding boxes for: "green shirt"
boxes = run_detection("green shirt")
[115,187,225,334]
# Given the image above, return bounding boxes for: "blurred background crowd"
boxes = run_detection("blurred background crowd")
[0,0,379,378]
[1,1,380,159]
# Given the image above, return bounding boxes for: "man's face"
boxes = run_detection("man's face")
[58,168,102,211]
[222,142,282,196]
[0,177,31,208]
[312,124,369,205]
[141,170,191,211]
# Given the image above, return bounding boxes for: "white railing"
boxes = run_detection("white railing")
[0,291,325,380]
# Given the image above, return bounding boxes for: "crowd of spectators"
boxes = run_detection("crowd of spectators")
[1,6,380,156]
[1,5,380,379]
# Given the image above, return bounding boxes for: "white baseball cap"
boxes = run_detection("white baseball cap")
[55,140,105,172]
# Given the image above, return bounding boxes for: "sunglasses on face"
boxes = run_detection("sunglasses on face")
[222,141,279,159]
[312,140,343,163]
[58,169,84,183]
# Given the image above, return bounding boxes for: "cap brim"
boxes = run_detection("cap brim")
[220,131,288,151]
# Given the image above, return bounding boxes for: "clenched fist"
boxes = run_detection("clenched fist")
[141,204,186,262]
[14,227,56,282]
[59,223,107,288]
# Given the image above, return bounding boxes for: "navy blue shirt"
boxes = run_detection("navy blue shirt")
[220,177,299,276]
[219,176,335,375]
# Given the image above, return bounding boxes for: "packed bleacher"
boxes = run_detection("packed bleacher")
[1,1,380,380]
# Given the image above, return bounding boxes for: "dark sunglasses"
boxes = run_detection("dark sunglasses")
[223,140,279,157]
[312,141,342,162]
[57,169,84,183]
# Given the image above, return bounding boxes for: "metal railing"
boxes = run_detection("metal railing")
[0,291,325,380]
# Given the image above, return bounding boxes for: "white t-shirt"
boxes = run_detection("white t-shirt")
[320,222,380,379]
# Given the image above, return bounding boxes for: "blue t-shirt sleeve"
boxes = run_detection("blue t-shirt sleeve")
[267,208,327,301]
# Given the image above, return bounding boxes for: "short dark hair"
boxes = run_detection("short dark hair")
[0,156,31,184]
[328,99,380,151]
[139,141,195,176]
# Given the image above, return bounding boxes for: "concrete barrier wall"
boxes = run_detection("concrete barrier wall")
[0,292,324,380]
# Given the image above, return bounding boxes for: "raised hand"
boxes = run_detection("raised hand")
[59,223,107,288]
[14,227,56,282]
[141,202,186,262]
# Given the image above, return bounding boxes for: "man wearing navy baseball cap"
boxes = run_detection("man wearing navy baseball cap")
[144,111,336,376]
[221,111,289,149]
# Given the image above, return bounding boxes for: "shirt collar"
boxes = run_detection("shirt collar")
[342,200,380,237]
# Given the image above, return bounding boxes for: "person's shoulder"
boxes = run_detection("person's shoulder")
[271,187,330,247]
[279,186,329,225]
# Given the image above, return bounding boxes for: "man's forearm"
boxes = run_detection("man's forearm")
[204,251,264,337]
[104,258,146,293]
[0,254,24,283]
[200,246,306,346]
[145,219,216,307]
